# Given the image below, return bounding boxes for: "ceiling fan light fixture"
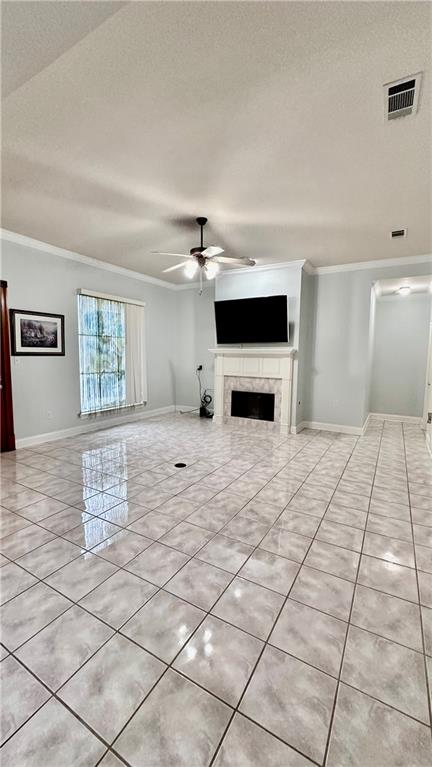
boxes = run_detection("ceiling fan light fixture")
[205,261,220,280]
[184,261,198,279]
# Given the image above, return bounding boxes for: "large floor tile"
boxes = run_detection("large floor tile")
[0,509,31,538]
[241,500,282,525]
[366,514,413,543]
[326,683,432,767]
[423,606,432,655]
[79,569,157,628]
[213,576,284,640]
[114,669,231,767]
[240,645,337,764]
[45,552,117,601]
[0,562,38,605]
[304,539,359,581]
[16,604,113,690]
[363,531,415,568]
[0,525,55,559]
[166,558,232,610]
[58,634,165,742]
[316,520,364,552]
[275,509,320,537]
[16,537,82,578]
[174,615,262,705]
[0,582,72,650]
[222,515,270,546]
[17,497,68,522]
[63,518,121,549]
[160,521,214,555]
[239,548,299,595]
[90,528,152,565]
[39,507,93,534]
[351,584,423,651]
[128,509,178,539]
[0,657,50,745]
[270,598,347,677]
[213,713,313,767]
[342,625,429,722]
[259,527,311,563]
[196,534,254,573]
[358,555,418,602]
[122,589,205,662]
[0,698,105,767]
[125,541,189,585]
[290,565,354,620]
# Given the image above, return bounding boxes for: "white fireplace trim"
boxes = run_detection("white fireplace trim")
[209,347,295,432]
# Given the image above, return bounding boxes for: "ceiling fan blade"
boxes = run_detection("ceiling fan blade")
[202,245,224,258]
[162,260,193,273]
[152,251,193,258]
[213,256,256,266]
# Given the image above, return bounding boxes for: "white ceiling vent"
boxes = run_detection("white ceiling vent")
[384,73,422,120]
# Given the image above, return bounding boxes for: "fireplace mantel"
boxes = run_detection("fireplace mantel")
[209,347,296,432]
[208,347,296,358]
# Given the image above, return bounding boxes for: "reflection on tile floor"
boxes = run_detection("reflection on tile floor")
[0,414,431,765]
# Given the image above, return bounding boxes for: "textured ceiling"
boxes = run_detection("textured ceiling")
[1,1,431,282]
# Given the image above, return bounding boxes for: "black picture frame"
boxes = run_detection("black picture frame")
[10,309,65,356]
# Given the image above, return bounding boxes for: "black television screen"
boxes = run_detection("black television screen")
[214,295,288,344]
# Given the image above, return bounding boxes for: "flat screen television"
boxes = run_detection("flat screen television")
[214,295,288,344]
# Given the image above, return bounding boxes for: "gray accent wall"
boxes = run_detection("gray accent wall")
[369,293,431,417]
[1,238,178,440]
[174,285,216,410]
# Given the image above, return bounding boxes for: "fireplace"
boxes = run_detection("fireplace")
[231,390,275,422]
[209,347,295,433]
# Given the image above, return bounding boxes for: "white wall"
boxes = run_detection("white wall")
[1,238,178,440]
[370,293,431,417]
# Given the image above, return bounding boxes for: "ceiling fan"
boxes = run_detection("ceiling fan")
[153,217,256,292]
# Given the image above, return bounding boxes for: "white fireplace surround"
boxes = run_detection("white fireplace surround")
[209,347,296,432]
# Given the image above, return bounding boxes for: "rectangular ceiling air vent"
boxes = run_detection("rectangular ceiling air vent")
[384,74,422,120]
[391,229,407,239]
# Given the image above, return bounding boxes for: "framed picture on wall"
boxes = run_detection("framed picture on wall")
[10,310,65,356]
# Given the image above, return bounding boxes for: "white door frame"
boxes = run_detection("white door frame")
[422,319,432,428]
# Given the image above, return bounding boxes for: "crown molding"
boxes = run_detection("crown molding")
[2,228,430,285]
[0,229,179,291]
[302,260,315,275]
[310,253,432,275]
[216,259,307,277]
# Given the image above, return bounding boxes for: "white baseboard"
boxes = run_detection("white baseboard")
[291,422,306,434]
[294,420,364,436]
[175,405,199,413]
[15,405,176,449]
[368,412,422,424]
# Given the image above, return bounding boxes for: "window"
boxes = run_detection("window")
[78,294,126,413]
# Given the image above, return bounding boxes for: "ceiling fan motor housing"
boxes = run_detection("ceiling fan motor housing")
[190,246,207,266]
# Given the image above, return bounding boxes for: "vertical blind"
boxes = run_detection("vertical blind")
[78,294,127,413]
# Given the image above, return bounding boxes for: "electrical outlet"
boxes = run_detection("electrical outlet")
[47,411,53,420]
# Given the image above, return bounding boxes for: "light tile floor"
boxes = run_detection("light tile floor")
[1,414,432,766]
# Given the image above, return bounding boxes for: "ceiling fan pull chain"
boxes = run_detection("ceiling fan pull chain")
[199,267,203,295]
